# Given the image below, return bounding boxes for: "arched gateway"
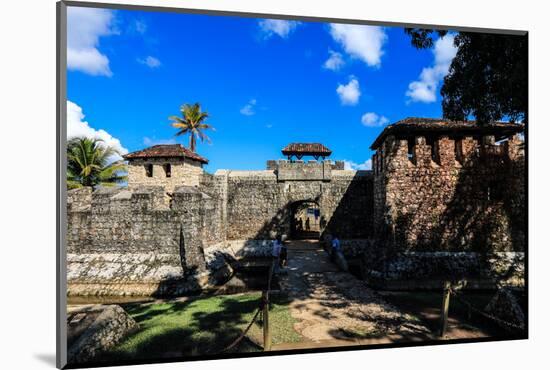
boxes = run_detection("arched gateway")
[289,200,322,240]
[220,143,373,242]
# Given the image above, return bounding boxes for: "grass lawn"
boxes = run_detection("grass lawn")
[101,292,302,362]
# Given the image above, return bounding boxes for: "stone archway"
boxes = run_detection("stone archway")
[289,200,322,240]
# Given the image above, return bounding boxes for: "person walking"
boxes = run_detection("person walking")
[279,236,288,267]
[272,236,283,272]
[330,234,341,262]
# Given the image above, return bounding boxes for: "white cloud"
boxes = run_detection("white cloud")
[329,24,387,68]
[361,112,389,127]
[240,99,257,116]
[67,7,115,76]
[323,50,345,71]
[67,100,128,162]
[138,56,161,68]
[344,159,372,171]
[258,19,300,39]
[336,77,361,105]
[134,20,147,34]
[143,137,176,146]
[406,34,458,103]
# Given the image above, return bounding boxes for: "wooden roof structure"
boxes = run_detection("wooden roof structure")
[123,144,209,164]
[370,117,524,150]
[281,143,332,160]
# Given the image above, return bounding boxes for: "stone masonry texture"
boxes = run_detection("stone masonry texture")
[67,125,525,295]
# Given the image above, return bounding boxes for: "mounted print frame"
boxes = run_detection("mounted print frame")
[57,1,528,368]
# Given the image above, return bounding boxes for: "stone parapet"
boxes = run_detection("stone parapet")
[276,160,332,181]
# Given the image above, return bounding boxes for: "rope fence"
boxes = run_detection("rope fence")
[219,259,277,353]
[448,287,525,332]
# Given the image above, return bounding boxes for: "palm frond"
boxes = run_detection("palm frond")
[171,102,214,151]
[67,136,126,189]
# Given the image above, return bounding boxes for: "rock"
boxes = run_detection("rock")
[67,305,138,364]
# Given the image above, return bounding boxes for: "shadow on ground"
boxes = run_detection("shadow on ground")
[97,294,263,363]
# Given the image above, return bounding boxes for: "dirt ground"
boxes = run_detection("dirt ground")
[273,240,495,350]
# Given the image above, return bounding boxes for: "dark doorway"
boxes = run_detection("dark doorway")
[290,200,321,240]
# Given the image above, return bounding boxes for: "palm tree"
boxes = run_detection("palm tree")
[67,137,127,189]
[169,103,214,152]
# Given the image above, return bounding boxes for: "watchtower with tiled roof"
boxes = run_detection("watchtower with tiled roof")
[263,142,346,181]
[123,144,208,191]
[281,143,332,161]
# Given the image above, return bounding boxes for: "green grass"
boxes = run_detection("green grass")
[101,292,301,362]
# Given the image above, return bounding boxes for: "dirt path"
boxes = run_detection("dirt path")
[274,240,433,349]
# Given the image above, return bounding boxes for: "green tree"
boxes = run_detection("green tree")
[405,29,527,124]
[67,137,127,189]
[169,103,214,152]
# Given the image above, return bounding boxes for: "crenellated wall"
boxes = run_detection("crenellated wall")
[67,131,525,295]
[67,163,374,296]
[67,185,221,296]
[373,133,525,253]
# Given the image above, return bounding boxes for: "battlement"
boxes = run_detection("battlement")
[371,127,525,252]
[67,185,214,214]
[372,133,524,176]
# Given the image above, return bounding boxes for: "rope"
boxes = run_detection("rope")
[219,259,276,353]
[221,306,263,352]
[449,288,525,331]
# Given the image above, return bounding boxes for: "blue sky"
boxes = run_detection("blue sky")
[66,6,458,172]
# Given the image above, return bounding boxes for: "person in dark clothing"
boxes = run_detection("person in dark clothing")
[279,235,288,267]
[330,234,341,262]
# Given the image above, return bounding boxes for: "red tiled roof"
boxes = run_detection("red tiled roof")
[370,117,524,150]
[282,143,332,156]
[123,144,209,164]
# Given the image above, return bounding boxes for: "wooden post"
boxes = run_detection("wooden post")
[440,281,451,337]
[262,291,271,351]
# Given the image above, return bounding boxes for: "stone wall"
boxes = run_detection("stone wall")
[67,185,221,296]
[67,137,525,295]
[67,163,374,295]
[373,134,525,253]
[127,157,204,192]
[218,169,373,240]
[276,160,333,181]
[360,249,524,289]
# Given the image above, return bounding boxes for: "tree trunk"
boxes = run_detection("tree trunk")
[189,134,196,152]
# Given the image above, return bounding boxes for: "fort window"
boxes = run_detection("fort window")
[163,163,171,178]
[426,137,439,164]
[454,138,463,163]
[407,139,415,163]
[487,180,504,202]
[145,163,153,177]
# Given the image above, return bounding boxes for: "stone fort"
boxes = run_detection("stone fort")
[67,118,525,296]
